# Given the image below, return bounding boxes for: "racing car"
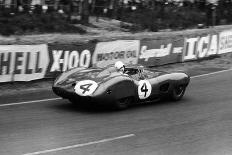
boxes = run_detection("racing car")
[52,62,190,109]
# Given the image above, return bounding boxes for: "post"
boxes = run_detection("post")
[81,0,89,24]
[212,4,216,27]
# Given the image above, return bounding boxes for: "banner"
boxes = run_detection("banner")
[138,39,184,67]
[0,44,49,82]
[182,34,219,61]
[92,40,140,68]
[2,29,232,83]
[46,43,96,78]
[219,30,232,54]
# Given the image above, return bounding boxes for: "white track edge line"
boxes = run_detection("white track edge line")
[190,68,232,79]
[1,68,232,107]
[22,134,135,155]
[0,98,62,107]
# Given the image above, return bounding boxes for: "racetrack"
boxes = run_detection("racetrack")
[0,69,232,155]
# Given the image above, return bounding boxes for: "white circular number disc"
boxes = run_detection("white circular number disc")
[138,80,152,99]
[74,80,98,96]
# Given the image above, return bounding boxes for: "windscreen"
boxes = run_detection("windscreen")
[96,67,117,78]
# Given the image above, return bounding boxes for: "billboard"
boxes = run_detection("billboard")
[0,44,49,82]
[182,34,219,61]
[138,38,184,67]
[46,43,96,78]
[92,40,140,68]
[218,30,232,54]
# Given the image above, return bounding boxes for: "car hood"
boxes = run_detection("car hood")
[54,67,119,86]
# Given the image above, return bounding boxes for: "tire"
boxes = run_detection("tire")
[69,99,84,107]
[69,99,76,104]
[68,99,91,108]
[114,97,133,110]
[170,85,186,101]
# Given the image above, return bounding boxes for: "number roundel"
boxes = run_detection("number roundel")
[74,80,98,96]
[138,80,152,99]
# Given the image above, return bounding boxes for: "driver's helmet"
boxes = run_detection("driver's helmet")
[114,61,125,73]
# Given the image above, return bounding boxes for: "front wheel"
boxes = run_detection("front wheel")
[69,99,77,104]
[68,99,85,107]
[114,97,133,110]
[170,85,186,101]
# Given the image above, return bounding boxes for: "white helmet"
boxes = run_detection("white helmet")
[114,61,125,72]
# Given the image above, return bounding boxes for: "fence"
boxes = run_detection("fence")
[1,29,232,82]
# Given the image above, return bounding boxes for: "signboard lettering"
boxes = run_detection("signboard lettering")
[92,40,139,68]
[50,50,91,72]
[183,34,218,61]
[0,44,49,82]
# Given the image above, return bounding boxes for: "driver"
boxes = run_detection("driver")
[114,61,126,74]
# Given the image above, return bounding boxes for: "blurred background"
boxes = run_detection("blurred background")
[0,0,231,35]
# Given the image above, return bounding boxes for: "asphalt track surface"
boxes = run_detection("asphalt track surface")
[0,69,232,155]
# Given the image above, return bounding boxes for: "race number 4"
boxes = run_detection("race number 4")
[74,80,98,96]
[80,83,93,94]
[138,80,152,99]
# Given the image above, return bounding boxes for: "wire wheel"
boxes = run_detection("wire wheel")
[114,97,133,110]
[171,85,186,101]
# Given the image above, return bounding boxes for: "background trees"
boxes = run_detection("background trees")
[0,0,232,35]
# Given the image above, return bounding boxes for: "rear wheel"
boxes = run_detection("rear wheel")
[114,97,133,110]
[170,85,186,101]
